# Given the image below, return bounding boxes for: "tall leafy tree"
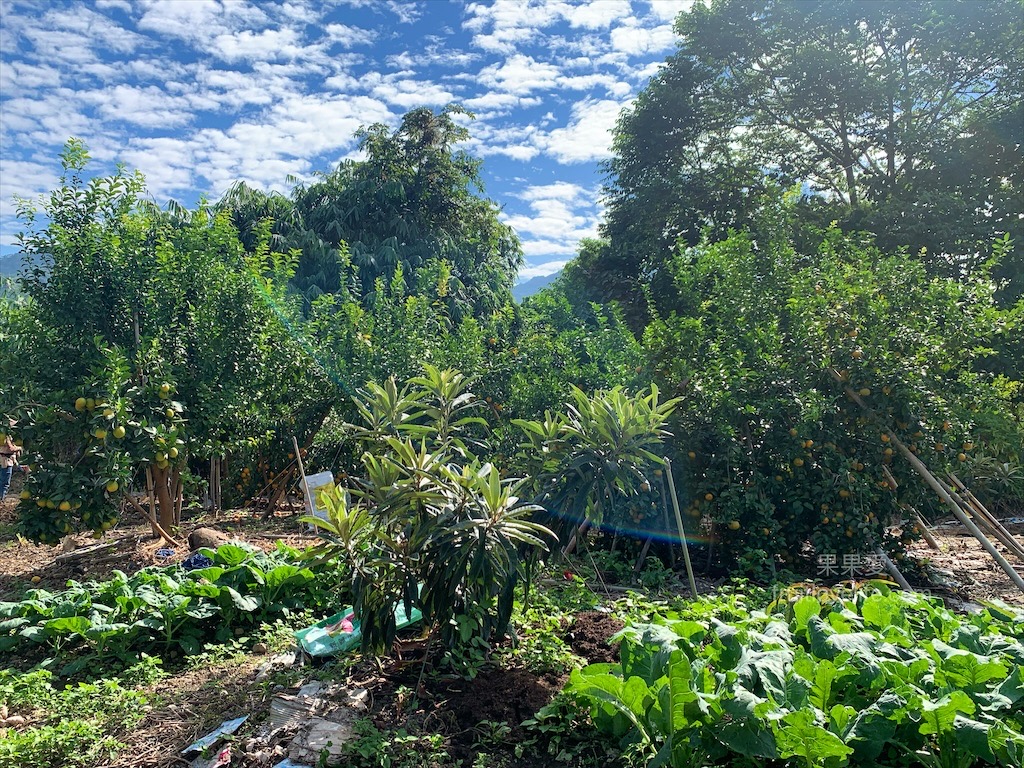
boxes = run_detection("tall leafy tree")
[221,106,522,321]
[681,0,1023,289]
[594,0,1023,313]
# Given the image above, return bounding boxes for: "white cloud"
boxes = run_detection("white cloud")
[211,27,308,62]
[386,0,422,24]
[610,23,677,55]
[519,181,588,203]
[518,258,568,278]
[324,23,378,48]
[564,0,633,29]
[84,84,194,128]
[0,61,63,91]
[504,180,599,265]
[369,77,458,108]
[646,0,697,22]
[520,239,579,257]
[535,98,626,163]
[136,0,271,47]
[95,0,134,12]
[557,73,631,96]
[478,54,561,95]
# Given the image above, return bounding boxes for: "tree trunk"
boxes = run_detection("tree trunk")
[150,464,176,530]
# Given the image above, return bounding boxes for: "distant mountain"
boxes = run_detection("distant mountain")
[512,270,561,302]
[0,254,22,278]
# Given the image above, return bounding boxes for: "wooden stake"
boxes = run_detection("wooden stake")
[664,456,699,598]
[902,505,941,550]
[947,473,1024,561]
[124,493,181,548]
[940,477,1024,562]
[145,466,158,537]
[834,374,1024,593]
[875,547,913,591]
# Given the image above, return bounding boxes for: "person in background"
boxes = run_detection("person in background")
[0,432,23,501]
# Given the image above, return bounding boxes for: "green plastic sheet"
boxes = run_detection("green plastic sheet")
[295,603,422,657]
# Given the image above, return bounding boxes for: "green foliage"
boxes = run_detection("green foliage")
[305,366,554,660]
[595,0,1024,306]
[514,385,679,541]
[644,221,1020,569]
[221,106,522,321]
[0,542,338,668]
[340,718,449,768]
[567,585,1024,767]
[0,666,151,767]
[2,140,325,534]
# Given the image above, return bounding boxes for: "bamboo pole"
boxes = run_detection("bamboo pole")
[902,505,941,550]
[939,477,1024,562]
[171,467,183,525]
[947,472,1024,560]
[145,466,158,537]
[633,535,654,577]
[834,374,1024,593]
[875,547,913,591]
[664,456,699,598]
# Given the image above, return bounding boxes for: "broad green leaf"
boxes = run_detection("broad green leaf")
[952,715,995,762]
[919,690,975,736]
[778,708,854,764]
[793,595,821,631]
[43,616,91,637]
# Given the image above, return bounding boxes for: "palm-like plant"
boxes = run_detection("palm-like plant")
[514,385,680,548]
[305,368,554,657]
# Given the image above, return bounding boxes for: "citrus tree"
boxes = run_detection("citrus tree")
[1,140,319,540]
[644,215,1020,573]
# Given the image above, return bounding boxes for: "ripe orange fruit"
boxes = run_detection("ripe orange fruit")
[793,458,804,467]
[704,492,714,501]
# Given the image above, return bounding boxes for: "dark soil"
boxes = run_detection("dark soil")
[565,611,625,664]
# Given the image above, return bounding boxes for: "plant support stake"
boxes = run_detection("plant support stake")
[664,456,698,598]
[834,373,1024,593]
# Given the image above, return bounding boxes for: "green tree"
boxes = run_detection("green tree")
[1,140,321,539]
[593,0,1023,313]
[220,106,522,321]
[644,210,1019,572]
[678,0,1023,292]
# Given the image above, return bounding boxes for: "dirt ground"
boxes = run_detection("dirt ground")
[905,515,1024,607]
[2,495,1023,767]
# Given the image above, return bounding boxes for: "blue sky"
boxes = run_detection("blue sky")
[0,0,694,279]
